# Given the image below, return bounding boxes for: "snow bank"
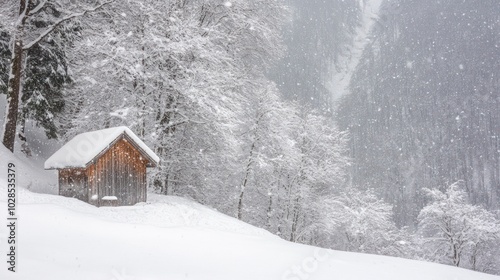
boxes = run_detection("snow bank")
[44,126,159,169]
[0,185,499,280]
[0,144,57,194]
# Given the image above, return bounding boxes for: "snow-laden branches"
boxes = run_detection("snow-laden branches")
[324,188,404,256]
[418,182,500,270]
[23,0,115,51]
[28,0,48,16]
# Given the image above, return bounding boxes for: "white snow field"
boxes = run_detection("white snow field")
[1,145,499,280]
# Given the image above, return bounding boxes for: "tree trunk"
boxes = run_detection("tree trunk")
[18,113,32,156]
[3,36,24,152]
[470,243,479,271]
[290,197,300,242]
[266,192,273,229]
[237,112,264,220]
[237,140,257,220]
[2,0,28,152]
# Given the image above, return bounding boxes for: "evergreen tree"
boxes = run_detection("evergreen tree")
[19,2,81,152]
[0,0,113,152]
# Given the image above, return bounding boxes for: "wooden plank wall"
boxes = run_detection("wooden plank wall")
[87,138,148,206]
[59,169,88,202]
[87,164,98,206]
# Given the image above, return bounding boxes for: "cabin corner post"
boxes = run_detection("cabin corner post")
[144,178,147,204]
[143,166,147,203]
[86,163,98,206]
[58,169,61,196]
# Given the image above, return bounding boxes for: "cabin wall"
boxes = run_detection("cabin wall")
[59,169,88,202]
[88,138,148,206]
[87,163,98,206]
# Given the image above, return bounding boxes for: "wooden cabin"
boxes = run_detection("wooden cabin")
[44,126,159,207]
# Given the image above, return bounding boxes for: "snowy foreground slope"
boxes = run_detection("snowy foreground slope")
[1,148,499,280]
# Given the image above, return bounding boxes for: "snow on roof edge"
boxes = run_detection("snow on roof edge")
[44,126,159,170]
[121,127,160,165]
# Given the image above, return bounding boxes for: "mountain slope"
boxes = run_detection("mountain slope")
[337,0,500,227]
[327,0,383,102]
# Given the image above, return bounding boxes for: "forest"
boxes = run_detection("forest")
[1,0,499,275]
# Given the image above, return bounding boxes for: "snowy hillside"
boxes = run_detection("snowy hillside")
[0,148,499,280]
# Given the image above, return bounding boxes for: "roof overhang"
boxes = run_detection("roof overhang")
[44,127,159,170]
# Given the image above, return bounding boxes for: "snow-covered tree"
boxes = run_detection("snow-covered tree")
[0,0,114,152]
[264,109,350,243]
[324,188,409,256]
[418,182,500,271]
[20,14,79,154]
[61,0,290,216]
[237,81,300,222]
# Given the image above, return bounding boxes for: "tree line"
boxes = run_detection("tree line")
[1,0,499,275]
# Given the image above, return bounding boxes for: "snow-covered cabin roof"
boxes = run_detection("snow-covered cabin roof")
[44,126,159,170]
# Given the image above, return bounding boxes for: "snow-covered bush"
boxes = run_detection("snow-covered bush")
[323,188,412,256]
[418,181,500,272]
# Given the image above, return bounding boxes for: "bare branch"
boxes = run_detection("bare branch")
[23,0,115,51]
[28,0,48,16]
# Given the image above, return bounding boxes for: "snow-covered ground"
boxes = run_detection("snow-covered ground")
[0,145,499,280]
